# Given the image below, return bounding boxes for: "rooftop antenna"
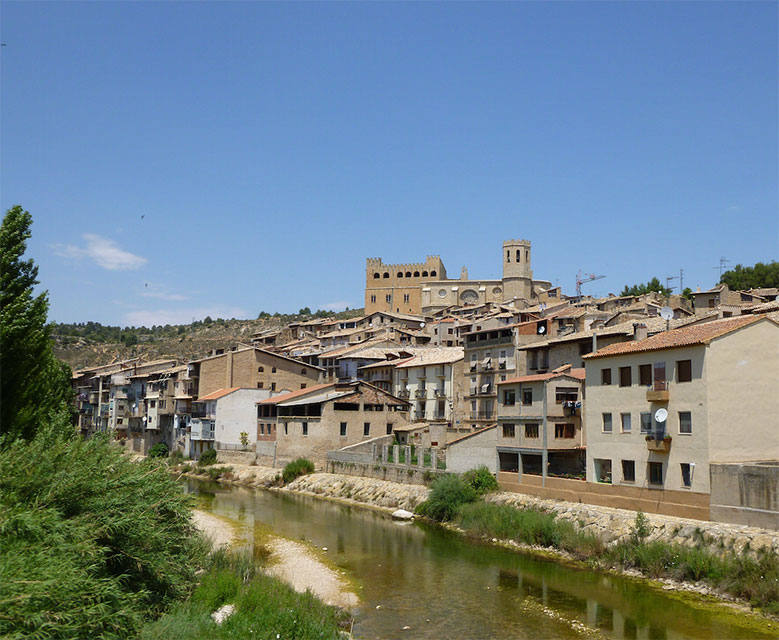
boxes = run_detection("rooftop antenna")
[713,257,730,281]
[576,270,606,298]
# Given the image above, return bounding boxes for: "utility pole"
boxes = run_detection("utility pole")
[679,268,684,293]
[713,257,730,281]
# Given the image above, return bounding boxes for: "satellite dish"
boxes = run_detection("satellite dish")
[660,307,673,321]
[654,408,668,423]
[538,325,546,334]
[419,322,425,328]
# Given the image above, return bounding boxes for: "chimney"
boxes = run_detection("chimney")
[633,323,648,341]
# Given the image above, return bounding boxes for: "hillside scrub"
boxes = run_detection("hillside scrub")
[282,458,315,484]
[415,473,477,522]
[0,417,208,639]
[198,448,217,466]
[139,549,348,639]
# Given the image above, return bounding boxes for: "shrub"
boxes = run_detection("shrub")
[630,511,651,545]
[462,465,498,495]
[282,458,315,484]
[168,450,184,465]
[148,442,169,458]
[198,448,217,466]
[0,418,208,639]
[416,474,477,522]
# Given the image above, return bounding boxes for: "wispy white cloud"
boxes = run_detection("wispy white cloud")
[53,234,147,270]
[124,306,248,327]
[321,300,353,311]
[140,282,188,302]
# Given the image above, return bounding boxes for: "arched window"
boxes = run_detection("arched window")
[516,249,521,262]
[258,366,264,373]
[430,270,436,277]
[422,271,428,277]
[525,250,529,262]
[373,273,380,279]
[397,272,403,278]
[413,271,420,277]
[507,250,511,262]
[405,271,412,277]
[383,272,390,278]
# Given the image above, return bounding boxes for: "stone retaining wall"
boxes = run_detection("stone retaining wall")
[216,450,257,466]
[325,459,446,486]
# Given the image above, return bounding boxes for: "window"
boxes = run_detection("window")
[679,411,692,434]
[554,423,575,438]
[258,366,264,373]
[525,423,539,438]
[622,460,635,482]
[370,295,376,303]
[602,413,612,433]
[601,368,612,385]
[150,400,156,408]
[271,367,277,373]
[259,424,265,435]
[271,382,276,391]
[386,423,393,435]
[648,461,664,485]
[502,424,515,438]
[677,360,692,383]
[621,413,632,433]
[594,459,612,483]
[680,463,692,488]
[340,422,347,437]
[403,294,410,303]
[284,423,288,435]
[302,422,308,436]
[300,383,307,389]
[503,389,516,405]
[619,366,632,387]
[257,382,264,389]
[639,364,652,386]
[522,389,533,405]
[555,387,578,404]
[301,368,307,375]
[363,422,370,436]
[640,412,652,433]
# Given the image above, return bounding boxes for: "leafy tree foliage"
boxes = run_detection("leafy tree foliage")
[620,277,671,297]
[720,261,779,290]
[0,418,208,638]
[0,206,72,442]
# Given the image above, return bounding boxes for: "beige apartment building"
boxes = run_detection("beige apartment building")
[365,239,553,315]
[583,315,778,498]
[496,367,586,481]
[256,381,410,467]
[393,348,465,424]
[193,346,323,397]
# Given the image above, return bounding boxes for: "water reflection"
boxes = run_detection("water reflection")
[187,481,768,640]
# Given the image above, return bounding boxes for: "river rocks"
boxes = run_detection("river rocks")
[487,491,779,556]
[392,509,414,521]
[211,604,235,624]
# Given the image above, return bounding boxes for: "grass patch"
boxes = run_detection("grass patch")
[140,549,348,639]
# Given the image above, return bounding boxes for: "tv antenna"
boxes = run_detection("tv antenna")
[713,257,730,280]
[576,270,606,297]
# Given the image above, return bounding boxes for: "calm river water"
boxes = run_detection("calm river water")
[187,480,771,640]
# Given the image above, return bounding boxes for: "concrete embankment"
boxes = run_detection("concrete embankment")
[186,462,779,555]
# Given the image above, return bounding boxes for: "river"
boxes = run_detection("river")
[187,480,773,640]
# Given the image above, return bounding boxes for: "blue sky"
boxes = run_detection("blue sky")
[2,2,776,327]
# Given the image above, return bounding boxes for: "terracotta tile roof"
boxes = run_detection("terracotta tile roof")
[498,368,586,385]
[395,347,464,368]
[257,383,334,405]
[196,387,241,401]
[583,315,771,359]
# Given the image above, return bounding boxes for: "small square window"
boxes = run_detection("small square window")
[601,368,612,385]
[679,411,692,434]
[340,422,347,437]
[648,461,664,485]
[602,413,612,433]
[622,460,635,482]
[257,382,264,389]
[503,390,516,405]
[522,389,533,405]
[271,367,277,373]
[300,383,307,389]
[258,366,264,373]
[677,360,692,383]
[681,463,692,488]
[554,423,575,438]
[502,424,515,438]
[525,423,539,438]
[621,413,631,433]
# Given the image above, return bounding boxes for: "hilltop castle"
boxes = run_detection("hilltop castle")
[365,239,553,315]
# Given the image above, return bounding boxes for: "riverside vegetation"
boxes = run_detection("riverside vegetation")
[416,467,779,615]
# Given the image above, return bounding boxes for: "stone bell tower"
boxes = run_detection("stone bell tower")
[502,238,533,302]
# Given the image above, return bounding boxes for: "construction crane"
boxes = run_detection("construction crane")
[576,270,606,298]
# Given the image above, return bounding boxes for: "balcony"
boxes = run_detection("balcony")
[190,418,215,441]
[432,411,447,420]
[480,360,494,371]
[414,389,428,399]
[469,411,494,420]
[646,381,669,403]
[433,387,446,397]
[398,388,410,398]
[477,384,494,396]
[646,434,672,453]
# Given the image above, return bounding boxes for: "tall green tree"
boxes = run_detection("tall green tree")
[620,277,672,297]
[0,205,71,442]
[720,261,779,290]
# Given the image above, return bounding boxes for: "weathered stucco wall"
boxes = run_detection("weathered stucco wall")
[710,462,779,529]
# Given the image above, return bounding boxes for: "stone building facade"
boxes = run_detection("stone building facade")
[364,239,553,315]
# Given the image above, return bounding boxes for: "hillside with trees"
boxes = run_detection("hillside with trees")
[720,261,779,290]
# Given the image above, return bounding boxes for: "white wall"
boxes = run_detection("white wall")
[215,388,271,448]
[447,427,498,474]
